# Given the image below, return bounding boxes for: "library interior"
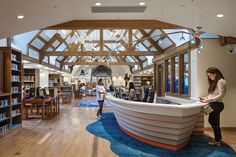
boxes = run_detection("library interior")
[0,1,236,157]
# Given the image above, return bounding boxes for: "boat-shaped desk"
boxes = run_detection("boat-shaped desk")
[105,94,207,150]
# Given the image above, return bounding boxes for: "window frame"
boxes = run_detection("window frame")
[164,50,191,98]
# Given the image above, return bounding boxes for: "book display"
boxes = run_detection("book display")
[23,68,39,89]
[133,75,154,98]
[0,47,23,133]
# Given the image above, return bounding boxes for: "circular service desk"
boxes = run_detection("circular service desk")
[105,94,207,150]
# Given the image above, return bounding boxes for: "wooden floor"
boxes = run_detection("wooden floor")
[0,97,235,157]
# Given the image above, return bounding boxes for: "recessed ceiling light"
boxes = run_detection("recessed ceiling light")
[95,2,101,6]
[17,15,24,19]
[139,2,146,6]
[216,14,224,18]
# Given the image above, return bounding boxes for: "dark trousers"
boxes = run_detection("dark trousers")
[208,102,224,142]
[97,100,104,116]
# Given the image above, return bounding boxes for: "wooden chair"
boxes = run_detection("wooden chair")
[23,103,33,119]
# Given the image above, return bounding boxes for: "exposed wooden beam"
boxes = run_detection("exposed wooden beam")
[220,36,236,46]
[100,29,103,51]
[153,41,198,63]
[41,51,159,56]
[139,29,163,52]
[22,54,68,73]
[160,29,176,47]
[46,20,183,30]
[64,61,141,66]
[128,29,133,51]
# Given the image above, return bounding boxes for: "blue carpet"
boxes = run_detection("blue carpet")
[86,112,236,157]
[76,100,110,107]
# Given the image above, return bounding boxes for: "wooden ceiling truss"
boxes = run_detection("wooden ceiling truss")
[26,20,188,73]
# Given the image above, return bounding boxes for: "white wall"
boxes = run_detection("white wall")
[191,39,236,127]
[110,65,131,86]
[63,76,72,84]
[0,38,7,47]
[39,70,49,88]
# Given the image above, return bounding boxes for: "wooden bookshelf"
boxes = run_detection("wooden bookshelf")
[133,76,142,94]
[0,50,3,93]
[0,47,23,132]
[0,93,11,135]
[49,74,64,87]
[23,68,39,89]
[133,75,154,98]
[141,76,154,86]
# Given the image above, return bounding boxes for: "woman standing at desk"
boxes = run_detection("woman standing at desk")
[201,67,226,146]
[96,79,106,118]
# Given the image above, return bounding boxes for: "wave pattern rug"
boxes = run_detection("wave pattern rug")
[86,112,236,157]
[74,100,110,107]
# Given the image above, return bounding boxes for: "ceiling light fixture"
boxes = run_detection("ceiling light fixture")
[139,2,146,6]
[216,14,224,18]
[95,2,102,6]
[179,33,185,41]
[190,36,196,44]
[17,15,24,19]
[158,39,163,45]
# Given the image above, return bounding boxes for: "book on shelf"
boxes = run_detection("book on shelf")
[24,83,35,88]
[0,99,9,108]
[11,87,19,93]
[12,98,18,104]
[11,64,19,70]
[23,75,35,81]
[12,109,20,116]
[0,112,7,120]
[11,54,17,61]
[12,75,20,81]
[0,124,10,134]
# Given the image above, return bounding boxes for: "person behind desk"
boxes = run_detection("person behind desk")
[109,84,114,92]
[128,82,136,101]
[23,88,31,99]
[142,81,151,102]
[96,79,106,118]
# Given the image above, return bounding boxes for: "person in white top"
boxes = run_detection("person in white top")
[96,79,106,118]
[201,67,226,146]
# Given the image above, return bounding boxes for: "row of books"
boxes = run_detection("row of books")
[0,124,10,134]
[12,109,20,115]
[23,75,35,81]
[12,64,19,70]
[12,75,20,81]
[25,83,35,88]
[0,112,7,120]
[0,99,9,107]
[12,98,18,104]
[11,87,19,93]
[11,54,18,61]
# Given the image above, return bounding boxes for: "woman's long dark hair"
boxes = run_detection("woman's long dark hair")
[98,79,103,85]
[206,67,224,93]
[129,82,135,92]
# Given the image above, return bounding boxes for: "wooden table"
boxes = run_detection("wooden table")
[22,97,54,119]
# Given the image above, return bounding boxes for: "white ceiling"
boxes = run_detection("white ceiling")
[1,0,236,38]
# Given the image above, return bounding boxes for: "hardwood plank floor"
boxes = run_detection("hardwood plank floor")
[0,97,235,157]
[0,97,116,157]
